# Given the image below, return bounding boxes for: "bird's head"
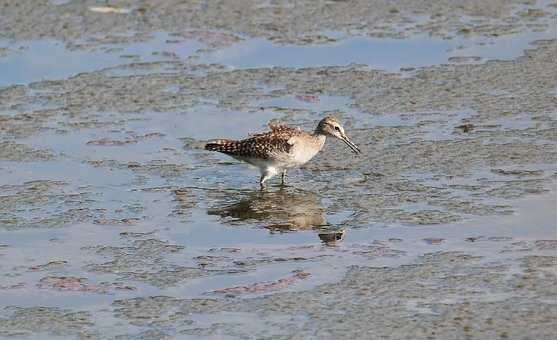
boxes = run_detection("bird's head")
[316,116,361,155]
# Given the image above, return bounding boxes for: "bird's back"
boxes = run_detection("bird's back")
[205,123,304,160]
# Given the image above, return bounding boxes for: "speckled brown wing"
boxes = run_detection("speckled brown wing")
[205,123,302,160]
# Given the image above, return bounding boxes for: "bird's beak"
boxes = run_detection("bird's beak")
[340,134,361,155]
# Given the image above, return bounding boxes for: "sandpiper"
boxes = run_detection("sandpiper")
[205,116,361,188]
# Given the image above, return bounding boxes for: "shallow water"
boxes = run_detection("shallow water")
[205,25,557,71]
[2,93,556,300]
[0,32,202,87]
[2,2,557,337]
[2,16,557,88]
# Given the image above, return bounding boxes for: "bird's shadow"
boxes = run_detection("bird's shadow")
[207,186,329,233]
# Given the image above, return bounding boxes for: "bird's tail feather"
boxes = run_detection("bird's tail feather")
[204,139,238,153]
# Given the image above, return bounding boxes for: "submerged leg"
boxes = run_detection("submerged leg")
[281,169,287,186]
[259,168,277,189]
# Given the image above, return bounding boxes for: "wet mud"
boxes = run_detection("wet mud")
[1,0,557,339]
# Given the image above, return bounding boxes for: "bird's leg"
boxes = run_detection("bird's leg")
[281,169,287,186]
[259,171,272,190]
[259,168,277,190]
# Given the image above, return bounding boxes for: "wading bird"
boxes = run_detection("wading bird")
[205,116,361,188]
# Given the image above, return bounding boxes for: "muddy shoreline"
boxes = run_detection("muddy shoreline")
[1,1,557,339]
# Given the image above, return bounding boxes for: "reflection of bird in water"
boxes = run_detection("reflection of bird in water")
[207,188,327,231]
[205,116,360,188]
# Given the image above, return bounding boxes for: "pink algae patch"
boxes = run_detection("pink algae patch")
[422,238,445,245]
[37,276,135,293]
[213,271,311,295]
[28,260,68,271]
[535,240,557,250]
[180,30,240,49]
[295,94,319,103]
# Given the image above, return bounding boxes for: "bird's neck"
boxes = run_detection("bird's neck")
[312,132,327,149]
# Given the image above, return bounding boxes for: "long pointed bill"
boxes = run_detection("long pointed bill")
[341,135,361,155]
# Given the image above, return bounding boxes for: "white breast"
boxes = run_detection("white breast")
[287,135,326,167]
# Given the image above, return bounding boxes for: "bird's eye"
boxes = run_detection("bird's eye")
[334,126,340,131]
